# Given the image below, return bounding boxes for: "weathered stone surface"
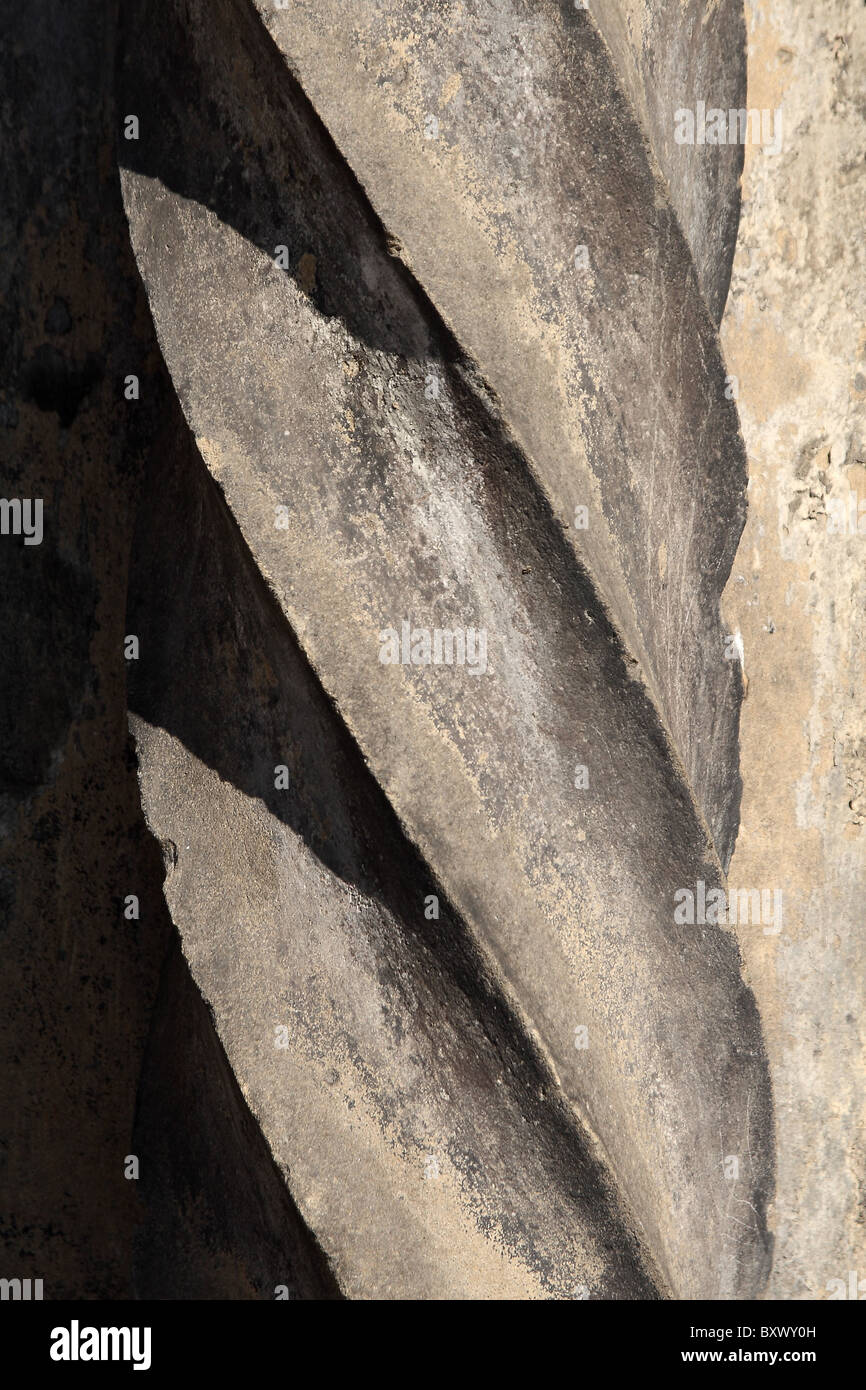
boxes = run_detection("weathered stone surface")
[9,0,857,1305]
[0,0,339,1299]
[127,433,661,1299]
[587,0,747,323]
[250,0,749,868]
[720,0,866,1299]
[132,934,341,1299]
[117,0,773,1298]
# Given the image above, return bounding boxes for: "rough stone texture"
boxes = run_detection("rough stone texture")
[720,0,866,1299]
[587,0,747,323]
[248,0,750,868]
[126,435,662,1299]
[0,0,342,1300]
[118,0,772,1299]
[2,0,859,1302]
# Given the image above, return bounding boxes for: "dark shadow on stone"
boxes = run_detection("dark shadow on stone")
[117,0,444,362]
[114,0,746,877]
[125,392,663,1300]
[132,930,342,1299]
